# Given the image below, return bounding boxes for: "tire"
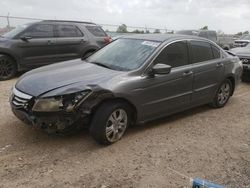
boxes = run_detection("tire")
[211,79,232,108]
[0,55,17,81]
[90,101,131,145]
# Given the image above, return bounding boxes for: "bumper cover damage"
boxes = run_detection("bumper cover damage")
[10,86,114,133]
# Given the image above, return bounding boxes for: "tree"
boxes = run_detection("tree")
[200,26,208,30]
[116,24,128,33]
[132,29,144,34]
[243,31,249,35]
[145,30,150,34]
[153,29,161,33]
[236,32,243,36]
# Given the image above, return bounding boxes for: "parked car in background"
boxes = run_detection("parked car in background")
[234,35,250,48]
[230,44,250,81]
[176,30,217,43]
[176,30,234,50]
[0,20,111,80]
[217,35,234,50]
[10,34,242,145]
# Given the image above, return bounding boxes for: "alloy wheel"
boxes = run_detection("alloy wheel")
[105,109,128,143]
[217,82,231,105]
[0,57,14,79]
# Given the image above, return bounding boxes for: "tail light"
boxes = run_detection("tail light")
[104,36,112,44]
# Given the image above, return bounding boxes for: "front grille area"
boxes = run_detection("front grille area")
[11,88,33,110]
[240,58,250,65]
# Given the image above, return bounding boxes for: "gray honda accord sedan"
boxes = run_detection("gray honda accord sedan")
[10,34,242,144]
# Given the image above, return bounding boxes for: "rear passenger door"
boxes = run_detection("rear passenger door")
[189,40,225,105]
[55,24,87,61]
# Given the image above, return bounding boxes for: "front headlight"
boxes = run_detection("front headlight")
[32,90,91,112]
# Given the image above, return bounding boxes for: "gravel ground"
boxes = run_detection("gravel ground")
[0,79,249,188]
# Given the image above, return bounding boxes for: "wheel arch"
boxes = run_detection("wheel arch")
[0,51,18,64]
[92,97,138,125]
[225,75,235,96]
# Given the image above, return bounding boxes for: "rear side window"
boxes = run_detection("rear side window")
[86,26,107,37]
[190,41,214,63]
[212,45,221,59]
[154,41,189,68]
[22,24,54,38]
[57,25,83,37]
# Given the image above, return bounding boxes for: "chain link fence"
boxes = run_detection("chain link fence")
[0,15,172,36]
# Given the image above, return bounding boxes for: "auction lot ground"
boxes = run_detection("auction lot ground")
[0,78,249,188]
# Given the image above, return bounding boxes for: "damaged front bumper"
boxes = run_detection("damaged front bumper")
[11,106,90,133]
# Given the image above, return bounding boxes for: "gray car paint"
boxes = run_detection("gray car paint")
[12,34,242,126]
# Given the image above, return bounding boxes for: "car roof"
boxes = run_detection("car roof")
[121,34,208,42]
[40,20,98,26]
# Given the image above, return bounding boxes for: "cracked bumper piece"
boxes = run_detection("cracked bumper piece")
[11,107,90,133]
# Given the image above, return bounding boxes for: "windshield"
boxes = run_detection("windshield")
[86,38,160,71]
[240,35,250,40]
[2,24,30,38]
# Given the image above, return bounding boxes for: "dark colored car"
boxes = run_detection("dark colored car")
[0,20,111,80]
[230,44,250,81]
[176,30,217,43]
[10,34,242,145]
[176,30,235,50]
[234,35,250,48]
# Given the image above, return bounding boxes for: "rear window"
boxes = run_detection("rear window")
[86,26,107,37]
[190,41,214,63]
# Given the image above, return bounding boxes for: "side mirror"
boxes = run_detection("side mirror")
[20,36,32,41]
[152,64,172,75]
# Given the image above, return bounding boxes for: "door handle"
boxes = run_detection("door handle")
[216,62,224,68]
[80,39,87,43]
[182,70,193,77]
[47,40,54,45]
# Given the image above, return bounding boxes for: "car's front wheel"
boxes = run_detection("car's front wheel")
[211,79,232,108]
[0,55,17,81]
[90,101,131,145]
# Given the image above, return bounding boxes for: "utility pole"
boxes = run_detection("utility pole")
[7,13,10,29]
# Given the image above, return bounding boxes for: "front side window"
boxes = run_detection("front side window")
[3,24,30,39]
[154,41,189,68]
[87,39,160,71]
[212,45,221,59]
[57,25,83,37]
[21,24,54,38]
[190,41,214,63]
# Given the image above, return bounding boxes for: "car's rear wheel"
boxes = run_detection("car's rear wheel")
[0,55,17,81]
[211,79,232,108]
[90,101,131,145]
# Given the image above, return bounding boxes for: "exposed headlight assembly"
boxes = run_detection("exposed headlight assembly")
[32,90,91,112]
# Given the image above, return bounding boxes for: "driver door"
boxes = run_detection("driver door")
[135,41,193,120]
[13,23,58,68]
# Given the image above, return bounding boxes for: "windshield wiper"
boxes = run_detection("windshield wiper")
[90,61,112,69]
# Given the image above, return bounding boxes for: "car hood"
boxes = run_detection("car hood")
[230,47,250,57]
[15,59,123,97]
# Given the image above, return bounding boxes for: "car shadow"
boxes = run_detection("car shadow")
[126,104,212,136]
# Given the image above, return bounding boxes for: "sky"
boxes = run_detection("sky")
[0,0,250,34]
